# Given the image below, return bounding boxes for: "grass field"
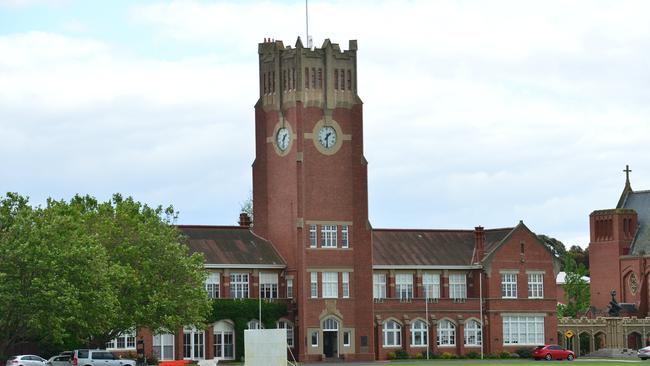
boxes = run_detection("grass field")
[294,360,645,366]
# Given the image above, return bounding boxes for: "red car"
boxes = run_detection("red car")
[532,345,576,361]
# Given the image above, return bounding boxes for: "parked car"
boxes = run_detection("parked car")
[638,345,650,360]
[47,355,71,366]
[532,345,576,361]
[71,350,135,366]
[6,355,48,366]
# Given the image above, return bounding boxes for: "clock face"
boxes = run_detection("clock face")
[318,126,337,149]
[276,127,290,151]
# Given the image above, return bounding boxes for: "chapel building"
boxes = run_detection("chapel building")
[130,38,561,362]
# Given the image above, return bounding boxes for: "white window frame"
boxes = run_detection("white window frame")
[341,225,349,248]
[247,319,264,330]
[343,331,351,347]
[106,329,136,350]
[205,272,220,299]
[464,319,482,346]
[373,273,386,299]
[501,272,518,299]
[310,272,318,298]
[321,225,337,248]
[528,272,544,299]
[259,272,278,299]
[395,273,413,300]
[449,273,467,299]
[322,272,338,298]
[502,315,545,345]
[230,273,249,299]
[153,333,175,361]
[213,321,234,360]
[183,327,205,360]
[410,320,428,347]
[342,272,350,298]
[436,319,456,347]
[310,331,319,347]
[309,225,317,247]
[382,320,401,347]
[422,273,440,299]
[277,320,294,348]
[286,278,293,299]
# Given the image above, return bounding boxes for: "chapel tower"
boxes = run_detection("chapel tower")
[252,38,375,361]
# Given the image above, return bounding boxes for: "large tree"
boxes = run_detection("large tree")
[557,253,590,318]
[0,193,211,359]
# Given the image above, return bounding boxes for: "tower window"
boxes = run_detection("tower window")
[272,71,275,93]
[309,224,317,248]
[334,69,339,90]
[311,67,316,89]
[321,225,337,248]
[283,69,287,91]
[341,225,349,248]
[292,68,296,90]
[304,68,309,89]
[318,68,322,88]
[263,72,267,94]
[347,69,352,90]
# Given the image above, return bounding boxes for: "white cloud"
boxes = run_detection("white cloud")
[3,1,650,247]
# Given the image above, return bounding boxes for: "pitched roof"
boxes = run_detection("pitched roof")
[178,225,286,267]
[372,228,513,266]
[621,190,650,255]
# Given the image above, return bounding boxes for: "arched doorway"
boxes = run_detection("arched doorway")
[579,332,591,356]
[594,332,606,351]
[628,332,642,350]
[322,318,340,359]
[213,320,235,361]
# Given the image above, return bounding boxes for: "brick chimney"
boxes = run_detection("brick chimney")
[239,213,252,227]
[473,226,485,264]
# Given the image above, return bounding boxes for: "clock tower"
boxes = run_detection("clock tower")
[252,37,374,361]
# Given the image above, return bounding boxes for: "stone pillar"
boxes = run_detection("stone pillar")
[205,326,214,359]
[223,270,231,298]
[388,274,395,298]
[430,317,438,355]
[403,318,411,355]
[456,319,465,356]
[375,317,384,359]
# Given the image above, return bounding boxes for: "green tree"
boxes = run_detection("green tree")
[568,245,589,272]
[558,253,590,318]
[239,191,253,225]
[537,234,567,262]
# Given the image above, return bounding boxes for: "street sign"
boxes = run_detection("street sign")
[565,329,574,338]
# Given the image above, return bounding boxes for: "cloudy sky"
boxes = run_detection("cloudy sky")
[2,0,649,248]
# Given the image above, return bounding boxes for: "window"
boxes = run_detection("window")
[449,273,467,299]
[464,319,482,346]
[286,278,293,299]
[334,68,339,90]
[323,318,339,331]
[272,71,275,93]
[437,320,455,346]
[205,272,220,299]
[502,315,544,345]
[247,319,264,329]
[528,273,544,299]
[343,331,351,347]
[310,272,318,298]
[311,67,316,89]
[230,273,249,299]
[106,329,135,350]
[321,225,337,248]
[410,320,428,347]
[342,272,350,298]
[153,333,175,361]
[501,272,517,299]
[309,225,317,247]
[260,272,278,299]
[292,68,296,89]
[322,272,338,298]
[277,320,294,347]
[183,327,204,360]
[382,320,401,347]
[396,273,413,300]
[341,225,349,248]
[310,331,319,347]
[422,273,440,299]
[317,68,323,88]
[283,69,287,91]
[347,69,352,90]
[373,273,386,299]
[213,321,234,360]
[304,68,309,89]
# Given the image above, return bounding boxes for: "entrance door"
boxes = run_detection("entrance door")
[323,331,338,358]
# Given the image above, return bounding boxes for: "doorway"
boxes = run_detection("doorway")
[322,318,340,359]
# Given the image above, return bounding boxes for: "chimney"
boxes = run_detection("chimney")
[474,226,485,263]
[239,213,251,227]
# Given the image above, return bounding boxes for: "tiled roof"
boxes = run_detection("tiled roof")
[622,191,650,255]
[178,225,286,266]
[372,228,513,266]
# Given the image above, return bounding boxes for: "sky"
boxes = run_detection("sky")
[1,0,650,248]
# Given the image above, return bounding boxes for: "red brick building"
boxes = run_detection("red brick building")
[125,38,561,362]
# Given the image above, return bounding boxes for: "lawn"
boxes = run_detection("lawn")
[295,361,644,366]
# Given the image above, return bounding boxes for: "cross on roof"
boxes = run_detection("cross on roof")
[624,164,632,183]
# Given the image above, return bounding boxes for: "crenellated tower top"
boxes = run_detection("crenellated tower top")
[258,37,360,111]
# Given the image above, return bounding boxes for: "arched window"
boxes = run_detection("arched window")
[247,319,264,330]
[437,319,456,346]
[410,320,428,346]
[464,319,482,346]
[277,320,294,347]
[322,318,339,331]
[383,320,401,347]
[213,321,234,360]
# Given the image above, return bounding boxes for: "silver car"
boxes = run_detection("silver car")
[47,355,71,366]
[639,345,650,360]
[72,350,134,366]
[6,355,48,366]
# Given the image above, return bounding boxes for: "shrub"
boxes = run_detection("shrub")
[465,351,480,359]
[510,352,520,358]
[413,352,424,359]
[516,347,534,358]
[395,349,409,359]
[441,352,455,359]
[146,355,158,365]
[386,352,396,360]
[499,351,512,359]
